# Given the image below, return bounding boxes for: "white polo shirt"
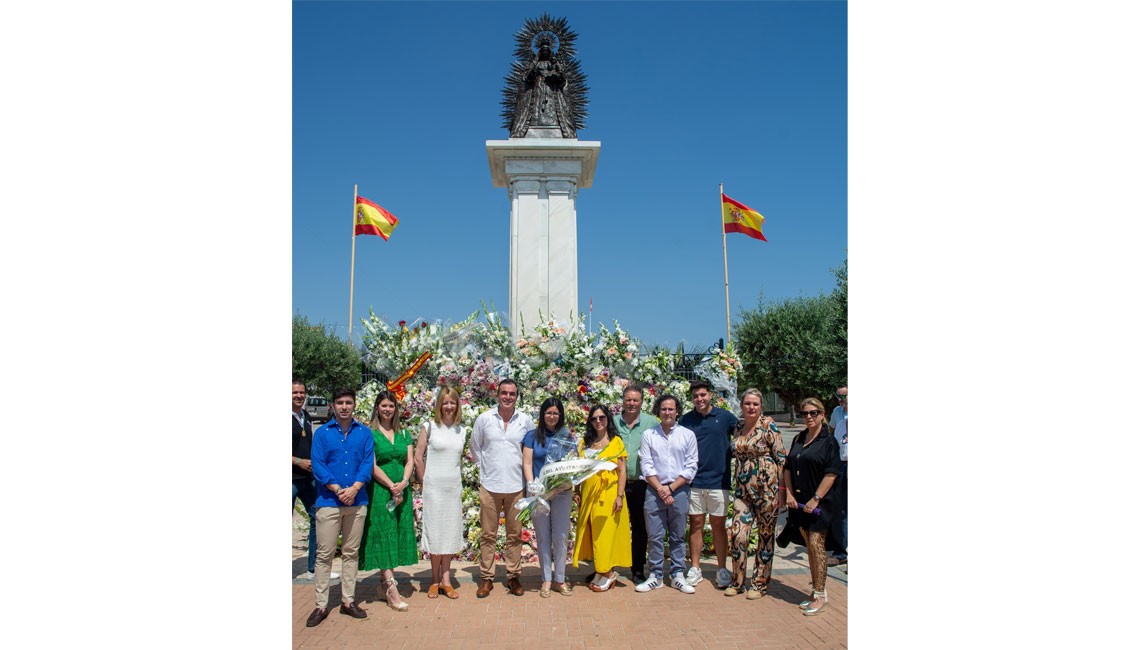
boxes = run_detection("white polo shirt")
[470,407,534,493]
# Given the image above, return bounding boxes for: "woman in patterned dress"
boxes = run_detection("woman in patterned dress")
[358,390,417,612]
[724,388,786,599]
[413,386,467,599]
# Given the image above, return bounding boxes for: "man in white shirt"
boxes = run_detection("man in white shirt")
[635,394,700,595]
[470,379,534,598]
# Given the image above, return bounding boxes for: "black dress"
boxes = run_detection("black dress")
[776,429,846,552]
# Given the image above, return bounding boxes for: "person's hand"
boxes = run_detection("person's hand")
[786,493,798,511]
[612,495,624,515]
[804,497,820,514]
[656,484,672,500]
[389,483,403,497]
[573,492,581,506]
[297,459,312,472]
[663,494,674,507]
[776,492,787,511]
[337,486,357,505]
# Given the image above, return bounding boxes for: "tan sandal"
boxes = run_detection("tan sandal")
[441,583,459,600]
[427,583,439,599]
[384,579,409,612]
[552,582,572,596]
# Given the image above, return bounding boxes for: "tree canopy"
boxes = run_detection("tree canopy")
[734,258,847,409]
[292,315,361,397]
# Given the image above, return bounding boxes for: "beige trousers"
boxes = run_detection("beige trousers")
[478,486,524,580]
[314,505,367,608]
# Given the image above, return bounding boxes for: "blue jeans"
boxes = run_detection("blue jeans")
[532,491,572,583]
[644,485,691,579]
[293,476,319,573]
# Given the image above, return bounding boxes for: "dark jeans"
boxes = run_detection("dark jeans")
[293,476,319,573]
[626,480,648,575]
[835,461,848,558]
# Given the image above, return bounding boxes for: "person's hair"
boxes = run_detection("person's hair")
[740,388,765,415]
[798,397,829,427]
[370,390,402,431]
[292,378,306,388]
[332,387,356,402]
[689,379,712,394]
[584,404,618,447]
[535,397,565,447]
[498,378,519,395]
[433,385,461,426]
[836,383,847,391]
[652,394,682,417]
[622,383,644,399]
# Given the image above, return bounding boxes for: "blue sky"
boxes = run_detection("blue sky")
[294,1,847,349]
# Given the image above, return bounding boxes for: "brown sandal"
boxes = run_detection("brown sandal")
[427,583,440,599]
[441,583,459,599]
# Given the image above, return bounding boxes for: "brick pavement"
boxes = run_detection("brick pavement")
[292,551,846,648]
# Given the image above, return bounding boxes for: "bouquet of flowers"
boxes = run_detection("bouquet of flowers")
[514,433,615,522]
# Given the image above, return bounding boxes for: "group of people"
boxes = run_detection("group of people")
[291,377,847,627]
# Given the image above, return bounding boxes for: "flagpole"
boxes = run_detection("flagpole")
[348,184,358,344]
[720,183,731,349]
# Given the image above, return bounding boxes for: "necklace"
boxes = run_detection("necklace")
[590,436,609,449]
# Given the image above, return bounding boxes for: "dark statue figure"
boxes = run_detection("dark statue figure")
[501,14,589,139]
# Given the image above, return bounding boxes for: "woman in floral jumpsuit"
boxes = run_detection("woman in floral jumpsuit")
[725,388,786,598]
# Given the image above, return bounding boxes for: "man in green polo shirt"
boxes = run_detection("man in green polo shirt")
[616,383,660,584]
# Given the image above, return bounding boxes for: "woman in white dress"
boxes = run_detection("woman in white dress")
[413,385,467,599]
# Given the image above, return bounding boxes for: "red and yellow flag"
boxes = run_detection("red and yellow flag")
[722,193,767,242]
[354,196,399,240]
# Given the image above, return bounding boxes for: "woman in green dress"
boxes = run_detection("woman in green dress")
[358,390,417,612]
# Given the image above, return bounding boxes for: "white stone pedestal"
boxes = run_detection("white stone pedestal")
[486,138,601,337]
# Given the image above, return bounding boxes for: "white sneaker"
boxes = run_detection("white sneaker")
[635,575,664,592]
[685,566,703,586]
[303,571,340,580]
[672,574,696,594]
[716,567,732,588]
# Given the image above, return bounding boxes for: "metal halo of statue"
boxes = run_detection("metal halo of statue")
[500,14,589,139]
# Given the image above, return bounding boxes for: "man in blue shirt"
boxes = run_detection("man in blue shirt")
[679,380,738,589]
[305,387,375,628]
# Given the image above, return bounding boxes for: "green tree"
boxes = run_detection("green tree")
[292,315,361,397]
[734,258,847,408]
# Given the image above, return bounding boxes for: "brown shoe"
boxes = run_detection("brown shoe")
[427,583,440,599]
[507,577,524,596]
[339,602,367,619]
[441,583,459,600]
[476,579,494,598]
[305,607,329,627]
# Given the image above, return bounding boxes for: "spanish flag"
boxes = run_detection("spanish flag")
[722,194,767,242]
[354,196,399,240]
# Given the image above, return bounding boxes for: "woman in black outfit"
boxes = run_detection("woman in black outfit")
[778,397,844,616]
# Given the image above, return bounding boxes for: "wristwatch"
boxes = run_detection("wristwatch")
[813,494,823,501]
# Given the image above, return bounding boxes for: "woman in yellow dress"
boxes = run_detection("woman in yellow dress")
[572,404,632,592]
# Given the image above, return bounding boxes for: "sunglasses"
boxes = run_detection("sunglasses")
[589,415,608,422]
[836,394,847,400]
[799,410,822,418]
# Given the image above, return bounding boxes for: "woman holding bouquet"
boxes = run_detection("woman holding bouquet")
[725,388,786,599]
[414,386,467,600]
[572,404,632,592]
[522,397,577,597]
[358,390,417,612]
